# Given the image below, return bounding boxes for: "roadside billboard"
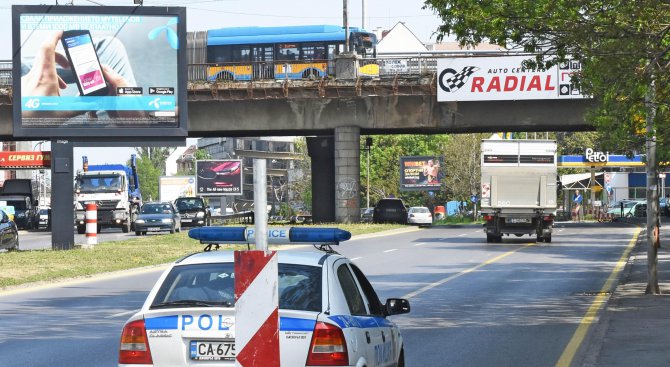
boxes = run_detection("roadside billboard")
[400,156,444,191]
[159,176,196,202]
[12,5,187,137]
[437,56,585,102]
[0,151,51,169]
[196,160,243,196]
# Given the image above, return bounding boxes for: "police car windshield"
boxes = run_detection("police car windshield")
[151,262,322,312]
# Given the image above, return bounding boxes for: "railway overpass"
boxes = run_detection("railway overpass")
[0,55,593,225]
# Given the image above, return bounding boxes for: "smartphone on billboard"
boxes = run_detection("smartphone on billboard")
[60,30,109,96]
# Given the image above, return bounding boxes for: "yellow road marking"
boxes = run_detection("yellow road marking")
[555,228,641,367]
[402,242,537,300]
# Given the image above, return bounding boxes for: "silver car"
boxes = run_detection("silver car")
[407,206,433,225]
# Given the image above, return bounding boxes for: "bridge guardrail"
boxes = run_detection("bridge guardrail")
[0,55,478,86]
[211,210,254,225]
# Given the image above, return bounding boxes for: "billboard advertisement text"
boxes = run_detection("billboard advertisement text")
[400,156,444,191]
[196,160,242,196]
[437,56,586,102]
[13,5,187,137]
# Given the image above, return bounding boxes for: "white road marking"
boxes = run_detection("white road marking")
[413,243,425,247]
[457,234,467,237]
[383,249,398,253]
[350,257,362,261]
[105,310,137,319]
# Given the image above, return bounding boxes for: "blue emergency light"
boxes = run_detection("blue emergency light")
[188,226,351,244]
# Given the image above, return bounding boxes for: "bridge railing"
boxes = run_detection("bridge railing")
[0,60,11,86]
[1,54,488,86]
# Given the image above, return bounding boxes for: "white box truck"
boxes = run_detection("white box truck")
[480,139,558,243]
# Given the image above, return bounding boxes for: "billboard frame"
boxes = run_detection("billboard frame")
[196,159,243,196]
[399,155,444,192]
[12,5,188,138]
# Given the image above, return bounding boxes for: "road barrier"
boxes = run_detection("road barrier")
[84,203,97,248]
[234,250,280,367]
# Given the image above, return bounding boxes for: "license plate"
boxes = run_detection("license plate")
[147,227,162,231]
[508,218,530,224]
[190,340,235,361]
[181,219,192,222]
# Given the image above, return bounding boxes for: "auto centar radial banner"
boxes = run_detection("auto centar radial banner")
[400,156,444,191]
[437,56,585,102]
[196,160,243,196]
[12,5,187,137]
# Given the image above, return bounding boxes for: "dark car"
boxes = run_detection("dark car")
[373,198,408,224]
[0,209,19,251]
[134,202,181,236]
[174,197,211,227]
[1,196,38,230]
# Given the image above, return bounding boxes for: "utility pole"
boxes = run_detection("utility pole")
[343,0,349,53]
[362,0,366,29]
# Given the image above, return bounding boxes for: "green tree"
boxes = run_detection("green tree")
[361,134,451,207]
[424,0,670,293]
[134,147,171,202]
[443,133,489,201]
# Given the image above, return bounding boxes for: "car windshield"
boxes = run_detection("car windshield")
[141,204,172,214]
[151,263,322,312]
[624,202,639,208]
[76,174,123,193]
[39,209,48,215]
[378,200,403,209]
[175,198,205,210]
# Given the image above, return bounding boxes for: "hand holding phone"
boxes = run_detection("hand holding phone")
[61,30,109,96]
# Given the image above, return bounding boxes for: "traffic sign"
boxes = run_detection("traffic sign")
[471,195,478,203]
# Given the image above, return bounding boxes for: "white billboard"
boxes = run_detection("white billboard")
[159,176,196,202]
[437,56,586,102]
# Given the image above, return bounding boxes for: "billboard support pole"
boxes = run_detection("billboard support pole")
[50,139,74,250]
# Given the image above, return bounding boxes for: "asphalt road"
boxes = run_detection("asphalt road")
[0,222,639,367]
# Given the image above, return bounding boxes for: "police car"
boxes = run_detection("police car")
[119,227,410,367]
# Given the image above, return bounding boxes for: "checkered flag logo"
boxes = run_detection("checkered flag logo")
[439,66,480,93]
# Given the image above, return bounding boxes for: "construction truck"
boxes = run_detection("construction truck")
[74,155,142,234]
[480,139,558,243]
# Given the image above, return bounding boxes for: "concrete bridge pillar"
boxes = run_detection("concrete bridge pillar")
[307,136,335,223]
[335,126,361,223]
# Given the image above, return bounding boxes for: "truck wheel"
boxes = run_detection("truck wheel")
[495,235,503,243]
[77,225,85,235]
[486,234,492,243]
[536,235,544,243]
[544,235,552,243]
[135,231,141,236]
[122,221,130,233]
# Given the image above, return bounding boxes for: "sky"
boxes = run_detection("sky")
[0,0,445,170]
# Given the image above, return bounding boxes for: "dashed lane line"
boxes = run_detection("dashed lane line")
[401,242,537,300]
[413,243,425,247]
[383,249,398,253]
[350,257,363,261]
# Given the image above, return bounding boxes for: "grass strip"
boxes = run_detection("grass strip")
[0,223,404,289]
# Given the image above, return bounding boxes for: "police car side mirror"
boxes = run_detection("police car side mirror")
[385,298,410,316]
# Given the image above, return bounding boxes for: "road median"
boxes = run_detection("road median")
[0,223,406,290]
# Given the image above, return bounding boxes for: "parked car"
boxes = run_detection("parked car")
[38,207,50,230]
[174,197,211,227]
[0,209,19,251]
[360,207,374,223]
[118,243,410,366]
[607,200,646,218]
[134,202,181,236]
[373,198,408,224]
[407,206,433,225]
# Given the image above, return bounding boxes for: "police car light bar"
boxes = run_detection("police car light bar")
[188,226,352,245]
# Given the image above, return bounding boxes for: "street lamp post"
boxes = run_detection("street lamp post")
[365,137,372,209]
